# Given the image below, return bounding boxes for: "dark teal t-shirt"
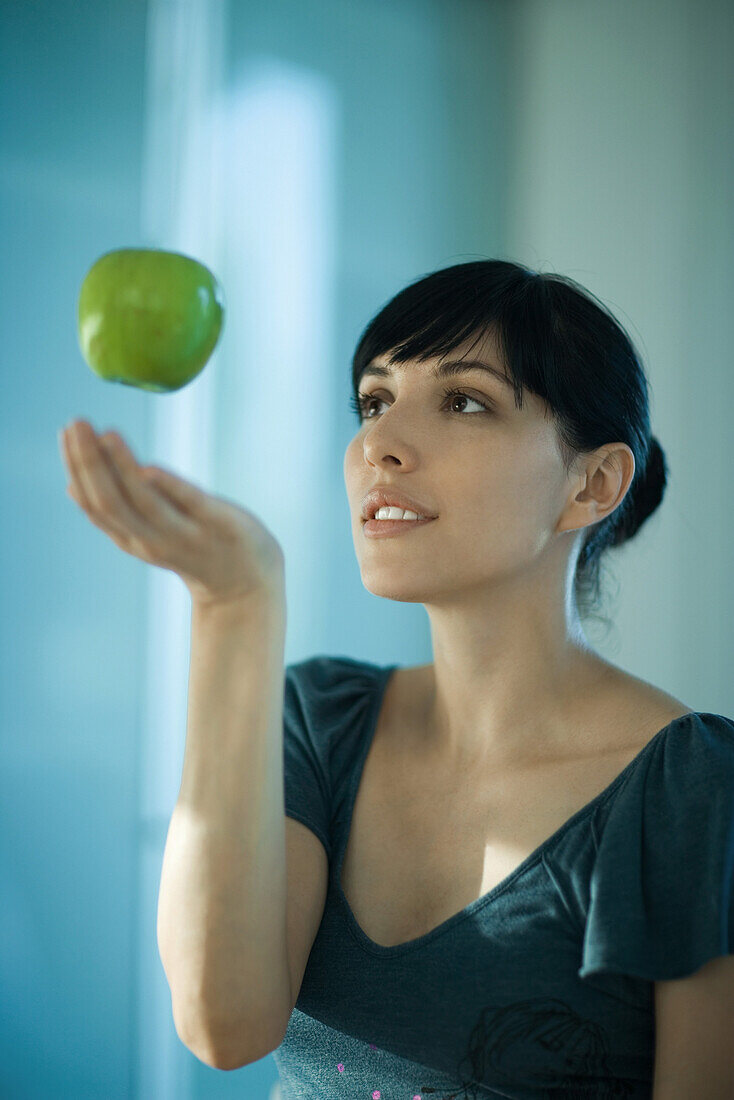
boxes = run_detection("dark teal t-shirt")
[272,654,734,1099]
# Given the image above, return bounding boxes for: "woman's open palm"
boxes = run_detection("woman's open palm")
[58,420,284,607]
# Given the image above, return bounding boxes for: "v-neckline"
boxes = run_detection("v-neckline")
[334,662,699,957]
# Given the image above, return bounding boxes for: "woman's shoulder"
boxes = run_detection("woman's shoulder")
[587,662,695,750]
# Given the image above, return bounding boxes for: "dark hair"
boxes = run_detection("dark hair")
[350,259,668,627]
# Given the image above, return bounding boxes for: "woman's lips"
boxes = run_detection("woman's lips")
[362,516,438,538]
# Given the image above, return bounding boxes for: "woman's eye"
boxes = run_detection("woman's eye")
[350,388,491,420]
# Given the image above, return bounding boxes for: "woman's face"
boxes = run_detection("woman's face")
[343,332,578,606]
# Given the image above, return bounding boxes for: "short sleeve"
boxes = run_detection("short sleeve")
[283,658,335,859]
[578,712,734,993]
[281,654,388,863]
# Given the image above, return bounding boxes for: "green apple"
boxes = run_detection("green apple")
[77,247,225,392]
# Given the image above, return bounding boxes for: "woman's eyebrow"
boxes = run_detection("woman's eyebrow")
[362,358,513,388]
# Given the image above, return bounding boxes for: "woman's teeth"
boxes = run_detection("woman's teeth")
[374,506,426,520]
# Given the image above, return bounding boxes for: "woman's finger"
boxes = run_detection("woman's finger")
[63,422,139,538]
[139,459,252,540]
[64,476,152,557]
[62,423,175,547]
[98,433,197,532]
[139,464,208,516]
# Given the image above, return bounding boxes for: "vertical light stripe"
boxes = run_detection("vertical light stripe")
[135,2,337,1096]
[136,1,226,1096]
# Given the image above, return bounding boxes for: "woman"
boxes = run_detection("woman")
[275,260,734,1098]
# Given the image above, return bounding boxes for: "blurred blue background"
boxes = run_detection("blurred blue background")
[2,0,733,1096]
